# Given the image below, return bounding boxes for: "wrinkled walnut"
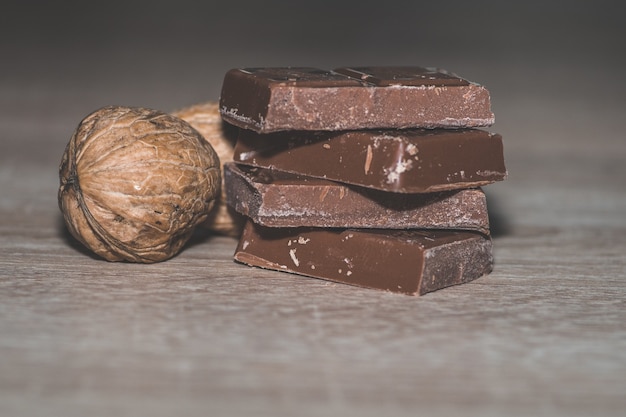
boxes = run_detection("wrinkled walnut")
[58,105,221,263]
[172,102,244,237]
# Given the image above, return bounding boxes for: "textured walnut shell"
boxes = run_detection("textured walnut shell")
[172,102,244,237]
[58,106,221,263]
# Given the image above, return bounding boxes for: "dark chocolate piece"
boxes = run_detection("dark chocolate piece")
[224,163,490,233]
[234,221,493,295]
[233,128,506,193]
[219,67,494,132]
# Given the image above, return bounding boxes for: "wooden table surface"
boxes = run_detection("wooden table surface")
[2,3,626,417]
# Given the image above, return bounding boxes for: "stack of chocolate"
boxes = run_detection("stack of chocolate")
[219,67,506,295]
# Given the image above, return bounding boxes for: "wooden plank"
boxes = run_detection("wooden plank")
[2,66,626,417]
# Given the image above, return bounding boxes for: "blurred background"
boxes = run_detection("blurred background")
[1,0,625,227]
[2,0,623,115]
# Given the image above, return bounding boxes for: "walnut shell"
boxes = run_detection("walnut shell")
[172,102,244,237]
[58,105,221,263]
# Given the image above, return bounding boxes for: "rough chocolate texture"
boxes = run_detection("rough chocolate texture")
[233,128,506,193]
[224,163,490,233]
[234,221,494,295]
[219,67,494,132]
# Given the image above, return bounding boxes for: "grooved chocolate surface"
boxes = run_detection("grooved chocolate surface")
[234,221,493,295]
[233,128,507,193]
[224,163,490,233]
[219,67,494,132]
[333,66,469,86]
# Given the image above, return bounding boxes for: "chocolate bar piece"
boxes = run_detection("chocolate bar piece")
[219,67,494,132]
[233,128,506,193]
[224,163,490,233]
[234,221,493,295]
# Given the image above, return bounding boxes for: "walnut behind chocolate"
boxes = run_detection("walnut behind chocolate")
[172,102,244,238]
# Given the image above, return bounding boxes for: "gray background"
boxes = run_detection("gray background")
[3,0,625,228]
[3,0,624,117]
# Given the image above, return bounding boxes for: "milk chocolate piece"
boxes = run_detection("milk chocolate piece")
[224,163,490,233]
[219,67,494,132]
[233,128,506,193]
[234,221,493,295]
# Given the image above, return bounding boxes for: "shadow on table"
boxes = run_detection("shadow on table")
[485,191,512,238]
[56,214,102,260]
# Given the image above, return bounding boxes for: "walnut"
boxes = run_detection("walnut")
[58,105,221,263]
[172,102,244,237]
